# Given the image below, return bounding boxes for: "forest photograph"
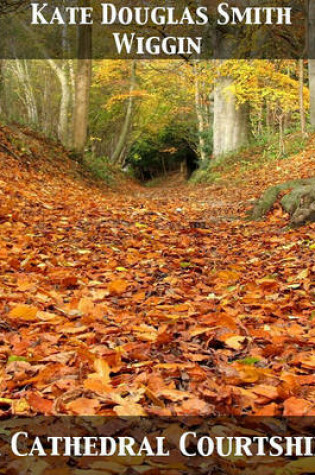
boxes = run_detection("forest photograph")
[0,0,315,474]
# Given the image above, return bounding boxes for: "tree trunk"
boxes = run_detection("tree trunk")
[266,101,271,134]
[18,22,72,146]
[278,112,285,156]
[213,76,249,158]
[14,60,38,125]
[73,3,92,157]
[58,63,72,147]
[298,60,307,136]
[309,60,315,127]
[257,104,263,137]
[309,0,315,127]
[0,60,7,117]
[45,59,72,147]
[194,62,207,162]
[111,61,136,165]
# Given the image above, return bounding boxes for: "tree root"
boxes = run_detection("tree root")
[251,177,315,226]
[0,142,21,161]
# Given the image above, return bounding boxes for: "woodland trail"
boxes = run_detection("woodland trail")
[0,127,315,418]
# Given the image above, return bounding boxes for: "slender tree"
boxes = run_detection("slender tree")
[193,61,207,162]
[73,0,92,156]
[111,60,136,165]
[298,60,307,136]
[308,0,315,127]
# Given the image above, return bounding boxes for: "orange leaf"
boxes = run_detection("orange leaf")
[61,276,78,288]
[158,388,190,402]
[67,398,100,415]
[27,392,53,415]
[216,270,240,283]
[114,403,147,417]
[108,279,128,295]
[251,385,279,401]
[12,398,30,415]
[84,378,111,394]
[8,304,38,322]
[255,403,279,416]
[283,397,313,416]
[179,398,214,416]
[78,297,95,315]
[224,335,246,350]
[94,359,111,384]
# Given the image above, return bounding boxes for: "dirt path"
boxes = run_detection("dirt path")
[0,135,315,418]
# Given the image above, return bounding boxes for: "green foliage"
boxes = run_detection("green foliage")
[190,168,221,185]
[127,126,197,180]
[256,132,309,161]
[236,357,261,366]
[83,154,114,184]
[7,355,28,363]
[200,128,213,158]
[144,176,165,188]
[0,58,311,185]
[192,131,309,185]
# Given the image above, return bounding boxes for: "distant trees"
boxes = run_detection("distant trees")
[0,1,312,164]
[92,60,195,164]
[0,57,311,165]
[212,60,309,158]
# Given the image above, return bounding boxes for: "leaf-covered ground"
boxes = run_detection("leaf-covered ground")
[0,125,315,418]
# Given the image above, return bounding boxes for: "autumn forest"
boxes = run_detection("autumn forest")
[1,0,315,474]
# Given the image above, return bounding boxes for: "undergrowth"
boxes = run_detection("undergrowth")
[82,154,115,185]
[191,131,310,185]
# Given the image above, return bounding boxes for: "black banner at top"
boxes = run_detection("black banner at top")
[0,0,312,59]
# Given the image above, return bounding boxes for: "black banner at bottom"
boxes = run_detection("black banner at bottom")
[0,416,315,474]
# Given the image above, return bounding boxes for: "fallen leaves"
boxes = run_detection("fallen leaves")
[1,127,315,423]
